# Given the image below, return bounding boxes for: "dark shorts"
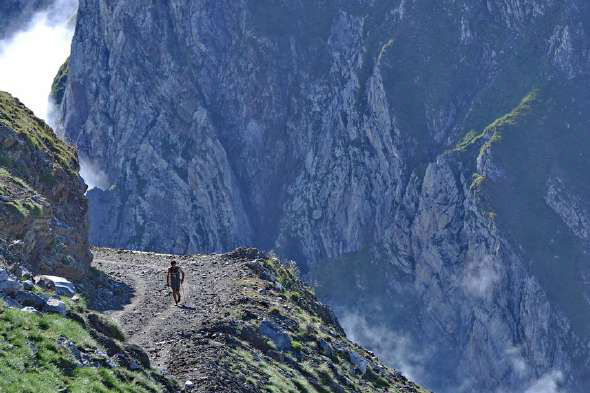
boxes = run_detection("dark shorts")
[170,277,181,291]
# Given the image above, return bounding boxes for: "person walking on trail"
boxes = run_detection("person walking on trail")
[167,260,185,305]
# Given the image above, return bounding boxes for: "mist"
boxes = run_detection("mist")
[338,311,429,384]
[0,0,77,124]
[80,159,110,191]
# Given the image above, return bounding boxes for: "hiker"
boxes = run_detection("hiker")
[166,260,185,305]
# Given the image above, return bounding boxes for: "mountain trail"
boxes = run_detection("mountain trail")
[84,247,428,393]
[87,247,254,389]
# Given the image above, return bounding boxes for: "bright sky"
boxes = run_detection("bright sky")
[0,1,75,123]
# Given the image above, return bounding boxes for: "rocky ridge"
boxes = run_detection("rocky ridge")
[0,90,427,391]
[0,91,90,278]
[89,246,428,393]
[0,90,176,391]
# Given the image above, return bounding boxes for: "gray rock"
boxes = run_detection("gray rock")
[1,294,22,309]
[14,291,49,311]
[319,340,335,358]
[13,265,32,281]
[22,280,33,291]
[0,276,22,296]
[43,298,66,315]
[21,306,39,314]
[15,290,48,310]
[258,320,291,352]
[347,351,369,375]
[35,275,76,297]
[57,336,84,365]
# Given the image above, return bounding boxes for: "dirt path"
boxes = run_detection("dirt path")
[88,248,253,387]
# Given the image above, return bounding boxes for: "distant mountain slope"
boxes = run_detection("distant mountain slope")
[59,1,590,391]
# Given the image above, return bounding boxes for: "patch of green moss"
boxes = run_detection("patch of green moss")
[470,173,486,191]
[290,339,303,352]
[455,89,538,155]
[50,58,69,107]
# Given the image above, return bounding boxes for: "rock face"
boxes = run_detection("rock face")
[0,91,91,278]
[60,1,590,391]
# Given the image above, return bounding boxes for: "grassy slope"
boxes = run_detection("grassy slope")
[0,293,174,393]
[224,256,429,393]
[0,91,77,174]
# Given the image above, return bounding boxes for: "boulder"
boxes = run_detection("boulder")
[34,276,55,290]
[13,265,32,280]
[22,280,33,290]
[44,298,66,315]
[258,320,291,351]
[347,351,369,375]
[112,353,141,371]
[0,268,23,295]
[319,339,335,358]
[0,277,23,296]
[35,275,76,297]
[1,294,22,309]
[15,290,48,310]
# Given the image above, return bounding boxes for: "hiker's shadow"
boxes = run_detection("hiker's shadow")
[178,304,196,311]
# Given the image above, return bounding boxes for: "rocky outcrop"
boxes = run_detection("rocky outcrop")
[90,247,428,393]
[60,1,590,391]
[0,91,91,278]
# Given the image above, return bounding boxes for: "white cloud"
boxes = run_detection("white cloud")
[524,371,564,393]
[505,346,528,377]
[80,159,110,191]
[462,255,501,298]
[0,0,77,124]
[339,311,428,384]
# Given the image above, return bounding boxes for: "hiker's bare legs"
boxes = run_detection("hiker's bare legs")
[172,289,180,305]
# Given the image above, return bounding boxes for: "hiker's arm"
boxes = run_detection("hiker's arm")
[181,269,185,283]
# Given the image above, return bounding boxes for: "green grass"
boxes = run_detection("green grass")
[0,300,161,393]
[290,340,303,352]
[455,89,538,155]
[0,91,77,174]
[470,173,486,191]
[50,58,69,106]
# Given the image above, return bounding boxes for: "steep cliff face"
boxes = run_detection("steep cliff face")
[60,0,590,391]
[0,91,91,278]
